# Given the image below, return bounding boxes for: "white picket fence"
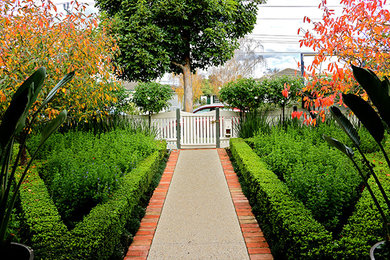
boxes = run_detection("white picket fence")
[127,107,359,150]
[149,110,239,149]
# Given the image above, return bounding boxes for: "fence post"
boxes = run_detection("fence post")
[176,108,181,149]
[216,107,220,148]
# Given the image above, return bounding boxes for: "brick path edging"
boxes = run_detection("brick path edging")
[124,149,273,260]
[124,150,180,260]
[217,148,273,260]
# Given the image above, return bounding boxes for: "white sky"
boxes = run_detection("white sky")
[251,0,346,76]
[51,0,362,79]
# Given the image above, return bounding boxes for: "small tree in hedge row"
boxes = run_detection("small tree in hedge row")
[219,78,266,118]
[132,82,173,127]
[259,76,303,123]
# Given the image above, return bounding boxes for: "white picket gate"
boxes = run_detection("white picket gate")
[149,109,239,149]
[131,108,360,149]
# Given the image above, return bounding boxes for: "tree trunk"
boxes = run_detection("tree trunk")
[148,111,152,129]
[19,143,27,166]
[182,57,193,112]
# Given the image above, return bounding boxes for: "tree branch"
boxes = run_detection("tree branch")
[172,61,185,70]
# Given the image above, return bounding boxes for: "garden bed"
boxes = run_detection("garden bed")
[230,135,390,259]
[28,129,159,227]
[16,129,167,259]
[251,123,371,233]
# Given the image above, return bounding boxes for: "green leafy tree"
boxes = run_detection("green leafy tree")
[132,82,173,127]
[219,78,265,117]
[95,0,263,112]
[260,76,303,122]
[201,79,214,97]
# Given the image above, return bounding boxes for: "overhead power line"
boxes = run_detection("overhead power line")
[250,34,303,37]
[256,41,301,44]
[260,4,390,8]
[257,17,322,20]
[249,35,303,40]
[253,51,307,54]
[259,5,342,8]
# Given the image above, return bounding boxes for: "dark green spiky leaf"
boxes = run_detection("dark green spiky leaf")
[26,67,46,108]
[0,67,47,150]
[352,64,381,90]
[39,71,75,110]
[13,67,46,106]
[330,106,360,147]
[342,93,384,143]
[0,84,32,149]
[14,86,34,134]
[352,65,390,128]
[39,110,67,146]
[323,134,354,158]
[382,77,390,96]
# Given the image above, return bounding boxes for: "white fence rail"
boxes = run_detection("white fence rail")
[126,107,361,149]
[139,109,240,149]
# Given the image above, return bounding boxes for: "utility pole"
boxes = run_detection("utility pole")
[300,52,317,109]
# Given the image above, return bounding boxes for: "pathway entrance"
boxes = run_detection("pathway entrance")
[150,109,239,149]
[124,149,273,260]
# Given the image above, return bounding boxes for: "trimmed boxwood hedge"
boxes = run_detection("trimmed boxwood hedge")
[230,138,390,259]
[17,141,166,259]
[335,169,390,258]
[17,162,69,259]
[230,138,333,259]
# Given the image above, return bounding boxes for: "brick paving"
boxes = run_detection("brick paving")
[124,148,273,260]
[124,150,179,260]
[217,148,273,260]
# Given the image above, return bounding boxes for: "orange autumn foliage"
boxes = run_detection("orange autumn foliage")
[299,0,390,123]
[0,0,120,125]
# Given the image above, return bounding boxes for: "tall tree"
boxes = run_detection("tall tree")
[95,0,263,112]
[299,0,390,123]
[172,70,206,105]
[0,0,121,125]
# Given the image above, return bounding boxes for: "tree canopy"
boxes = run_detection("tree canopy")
[132,82,173,116]
[260,76,303,122]
[95,0,263,111]
[0,0,122,126]
[299,0,390,123]
[219,78,265,114]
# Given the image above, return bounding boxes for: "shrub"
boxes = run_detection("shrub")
[26,132,65,160]
[39,129,157,226]
[235,109,271,138]
[252,125,362,232]
[219,78,265,114]
[18,144,166,259]
[335,174,390,258]
[16,163,69,259]
[230,138,333,259]
[358,126,381,153]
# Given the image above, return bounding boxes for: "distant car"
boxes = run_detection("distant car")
[193,104,241,113]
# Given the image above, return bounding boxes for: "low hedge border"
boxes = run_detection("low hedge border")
[335,169,390,258]
[230,138,390,259]
[229,138,333,259]
[17,163,69,259]
[18,141,166,259]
